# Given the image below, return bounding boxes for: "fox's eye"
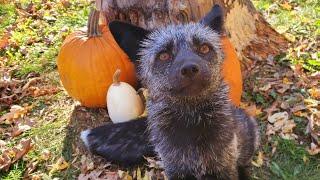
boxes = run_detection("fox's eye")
[158,52,171,61]
[199,44,210,54]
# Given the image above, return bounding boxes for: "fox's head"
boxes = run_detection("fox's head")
[110,5,225,100]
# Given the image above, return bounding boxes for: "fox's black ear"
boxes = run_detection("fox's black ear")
[109,21,150,62]
[200,4,223,33]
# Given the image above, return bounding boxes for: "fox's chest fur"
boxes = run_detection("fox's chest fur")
[146,85,241,178]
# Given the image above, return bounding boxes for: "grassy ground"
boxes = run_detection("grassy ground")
[0,0,319,179]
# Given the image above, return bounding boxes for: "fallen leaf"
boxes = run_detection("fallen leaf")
[280,2,293,10]
[21,77,41,91]
[0,138,33,171]
[264,100,280,116]
[282,77,293,84]
[259,83,272,91]
[304,98,319,108]
[10,124,31,137]
[0,34,9,50]
[282,120,296,134]
[252,151,264,167]
[268,112,289,123]
[276,84,290,94]
[293,111,308,118]
[307,142,320,155]
[0,105,33,124]
[80,155,94,173]
[280,101,290,109]
[273,118,286,131]
[29,86,60,97]
[23,161,38,178]
[50,157,69,174]
[0,140,7,147]
[118,170,133,180]
[12,138,33,163]
[0,150,12,171]
[60,0,71,8]
[31,175,41,180]
[266,124,276,136]
[245,104,257,117]
[308,87,320,99]
[40,149,51,161]
[78,170,104,180]
[291,104,306,113]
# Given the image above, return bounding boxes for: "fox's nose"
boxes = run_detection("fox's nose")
[180,63,200,78]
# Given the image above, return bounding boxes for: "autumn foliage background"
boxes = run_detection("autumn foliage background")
[0,0,319,179]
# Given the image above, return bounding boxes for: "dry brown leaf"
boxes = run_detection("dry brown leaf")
[0,34,9,50]
[307,142,320,155]
[245,105,257,117]
[49,157,69,174]
[0,139,7,147]
[78,170,104,180]
[273,118,286,131]
[266,124,276,136]
[31,175,41,180]
[304,98,319,108]
[291,104,307,113]
[293,111,308,118]
[29,86,60,97]
[264,100,280,116]
[0,105,33,124]
[0,150,12,171]
[244,104,262,117]
[282,120,296,133]
[308,87,320,99]
[12,138,33,163]
[80,155,95,174]
[23,161,38,178]
[10,124,31,137]
[0,138,33,171]
[60,0,71,8]
[252,151,264,167]
[268,112,288,123]
[280,120,297,139]
[276,84,290,94]
[259,83,272,91]
[118,170,133,180]
[267,112,297,139]
[282,77,293,84]
[280,2,293,10]
[21,77,41,91]
[40,149,51,161]
[280,101,290,109]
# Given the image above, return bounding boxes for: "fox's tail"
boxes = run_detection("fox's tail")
[80,117,155,166]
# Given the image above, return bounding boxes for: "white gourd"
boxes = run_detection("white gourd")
[107,69,144,123]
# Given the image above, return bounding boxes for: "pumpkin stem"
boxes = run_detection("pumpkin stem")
[113,69,121,85]
[87,8,102,37]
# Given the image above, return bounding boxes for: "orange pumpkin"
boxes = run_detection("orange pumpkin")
[221,36,243,106]
[57,9,137,107]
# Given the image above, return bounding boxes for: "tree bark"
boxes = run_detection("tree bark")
[98,0,288,72]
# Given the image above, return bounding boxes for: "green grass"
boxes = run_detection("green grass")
[269,139,320,180]
[0,3,16,35]
[1,0,91,78]
[253,0,320,72]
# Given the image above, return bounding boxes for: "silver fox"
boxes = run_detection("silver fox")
[81,5,259,180]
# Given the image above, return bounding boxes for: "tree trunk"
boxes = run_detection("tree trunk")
[98,0,288,72]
